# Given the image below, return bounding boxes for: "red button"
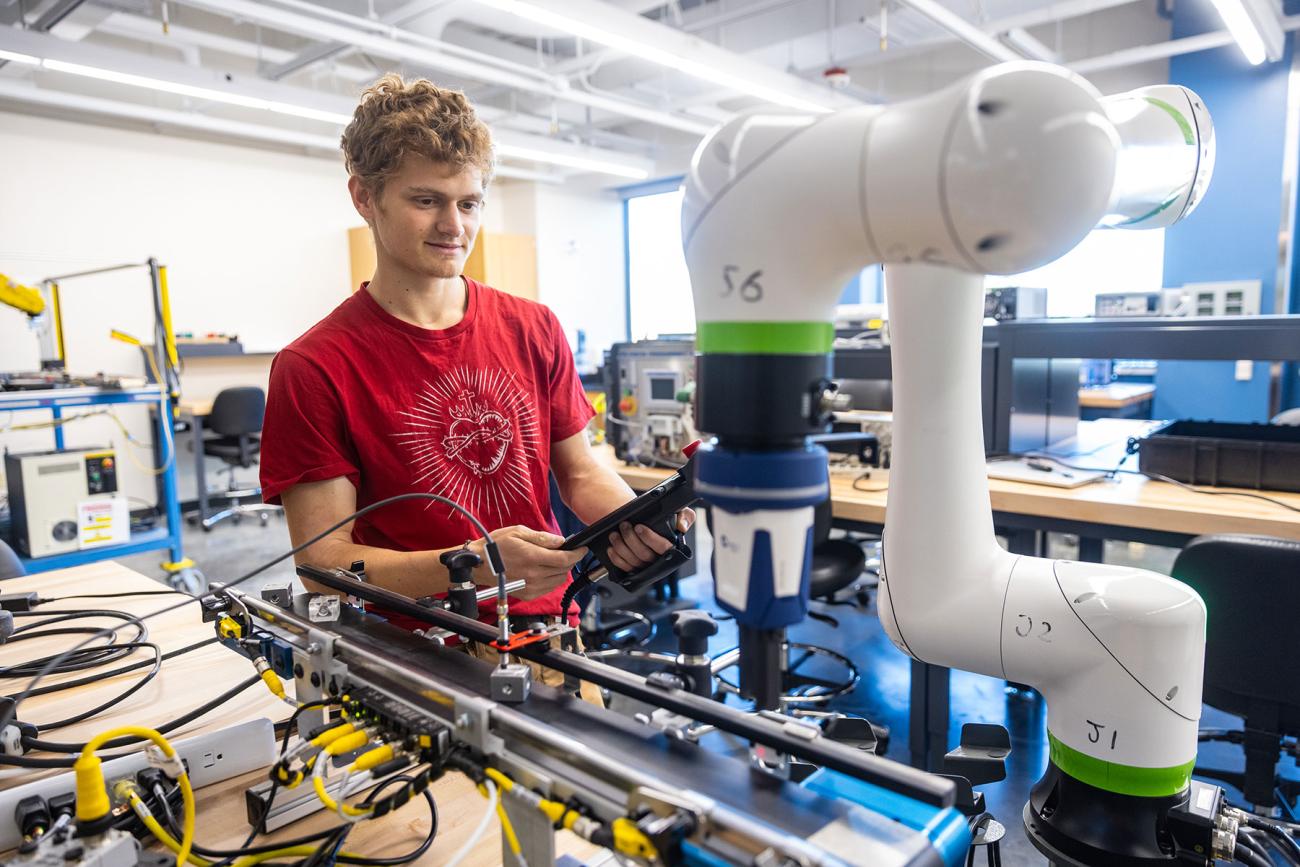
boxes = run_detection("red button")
[681,439,702,458]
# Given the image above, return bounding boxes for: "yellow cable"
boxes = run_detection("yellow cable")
[324,729,369,757]
[79,726,195,867]
[310,722,356,749]
[496,800,523,856]
[135,796,362,867]
[311,773,373,818]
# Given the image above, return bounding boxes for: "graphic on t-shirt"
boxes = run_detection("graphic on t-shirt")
[393,367,541,522]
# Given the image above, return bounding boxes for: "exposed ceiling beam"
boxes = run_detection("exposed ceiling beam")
[457,0,858,111]
[891,0,1022,61]
[30,0,89,32]
[169,0,716,135]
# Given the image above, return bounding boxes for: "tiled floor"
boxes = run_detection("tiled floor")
[112,517,1288,865]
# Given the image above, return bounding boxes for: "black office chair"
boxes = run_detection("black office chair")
[1171,534,1300,812]
[0,539,25,580]
[188,386,282,532]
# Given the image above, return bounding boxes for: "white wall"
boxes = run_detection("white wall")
[531,181,627,374]
[0,110,359,508]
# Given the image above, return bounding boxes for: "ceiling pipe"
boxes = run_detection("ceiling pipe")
[169,0,717,135]
[1069,12,1300,71]
[889,0,1023,61]
[0,77,565,182]
[0,27,654,178]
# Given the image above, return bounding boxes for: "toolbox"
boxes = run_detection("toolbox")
[1136,420,1300,493]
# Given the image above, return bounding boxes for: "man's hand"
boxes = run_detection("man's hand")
[473,526,587,601]
[605,508,696,574]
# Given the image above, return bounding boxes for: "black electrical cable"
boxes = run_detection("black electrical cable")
[852,473,888,493]
[18,673,261,759]
[1236,842,1274,867]
[1237,830,1272,864]
[341,773,438,866]
[32,642,162,731]
[1243,827,1300,867]
[38,590,185,604]
[991,451,1300,514]
[13,637,218,699]
[2,609,148,677]
[1246,815,1300,864]
[0,492,497,742]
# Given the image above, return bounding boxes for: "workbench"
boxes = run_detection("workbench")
[593,420,1300,771]
[1,563,599,865]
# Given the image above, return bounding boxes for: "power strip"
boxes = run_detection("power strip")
[0,718,276,852]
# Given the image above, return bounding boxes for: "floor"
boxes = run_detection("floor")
[112,516,1291,866]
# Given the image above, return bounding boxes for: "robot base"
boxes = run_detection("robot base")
[1024,762,1188,866]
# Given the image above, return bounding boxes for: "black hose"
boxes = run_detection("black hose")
[1236,843,1273,867]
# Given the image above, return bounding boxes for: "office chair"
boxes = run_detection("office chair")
[0,539,25,580]
[187,386,282,532]
[1171,534,1300,813]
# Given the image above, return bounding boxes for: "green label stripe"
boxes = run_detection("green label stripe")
[697,321,834,355]
[1049,732,1194,798]
[1144,97,1195,145]
[1115,191,1181,227]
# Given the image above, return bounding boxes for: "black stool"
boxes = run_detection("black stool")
[1172,534,1300,814]
[187,387,282,531]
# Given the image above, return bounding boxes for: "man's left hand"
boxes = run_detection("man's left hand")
[605,508,695,573]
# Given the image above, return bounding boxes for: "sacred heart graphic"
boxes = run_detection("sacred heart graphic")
[442,408,512,476]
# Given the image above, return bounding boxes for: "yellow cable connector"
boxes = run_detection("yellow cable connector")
[352,744,394,772]
[310,721,355,749]
[611,817,658,861]
[216,615,243,640]
[253,658,286,701]
[324,729,369,757]
[78,726,195,867]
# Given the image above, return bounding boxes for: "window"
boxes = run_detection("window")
[626,187,694,341]
[985,228,1166,318]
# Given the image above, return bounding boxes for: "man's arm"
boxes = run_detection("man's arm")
[282,477,584,600]
[550,431,694,574]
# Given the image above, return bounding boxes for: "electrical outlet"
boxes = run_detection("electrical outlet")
[1235,360,1253,381]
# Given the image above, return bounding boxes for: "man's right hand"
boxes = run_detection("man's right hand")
[472,526,586,601]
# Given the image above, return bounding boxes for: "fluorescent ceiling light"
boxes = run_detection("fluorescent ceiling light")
[0,49,41,65]
[468,0,832,113]
[12,48,647,178]
[495,143,649,179]
[1208,0,1283,64]
[40,57,355,123]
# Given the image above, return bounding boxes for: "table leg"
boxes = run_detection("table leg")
[1077,536,1104,563]
[909,659,950,771]
[52,405,65,450]
[193,411,209,523]
[1003,528,1041,557]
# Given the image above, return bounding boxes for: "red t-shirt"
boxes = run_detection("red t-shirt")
[260,278,595,627]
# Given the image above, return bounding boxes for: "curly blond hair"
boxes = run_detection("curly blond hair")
[341,74,494,192]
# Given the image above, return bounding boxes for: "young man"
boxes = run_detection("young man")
[260,74,692,660]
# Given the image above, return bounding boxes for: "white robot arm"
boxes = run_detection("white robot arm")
[683,63,1217,863]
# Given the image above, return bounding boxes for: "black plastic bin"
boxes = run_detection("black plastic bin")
[1136,420,1300,493]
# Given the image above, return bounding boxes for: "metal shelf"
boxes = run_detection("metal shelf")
[2,385,186,578]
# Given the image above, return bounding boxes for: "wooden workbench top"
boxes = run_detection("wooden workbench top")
[593,435,1300,543]
[1,562,597,864]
